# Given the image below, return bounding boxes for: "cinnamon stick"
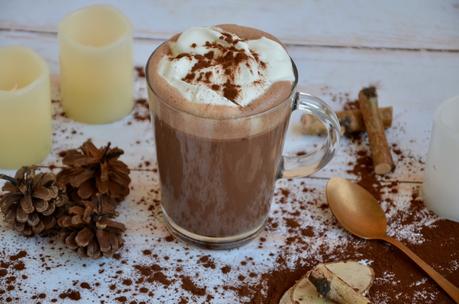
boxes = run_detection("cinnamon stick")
[301,107,393,135]
[358,87,394,175]
[309,264,371,304]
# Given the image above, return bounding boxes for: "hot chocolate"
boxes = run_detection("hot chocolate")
[149,24,294,119]
[147,24,296,247]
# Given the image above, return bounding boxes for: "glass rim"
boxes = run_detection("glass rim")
[145,41,299,121]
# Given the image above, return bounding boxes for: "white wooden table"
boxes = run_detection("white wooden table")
[1,1,459,303]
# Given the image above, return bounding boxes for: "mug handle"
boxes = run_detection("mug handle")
[278,92,341,179]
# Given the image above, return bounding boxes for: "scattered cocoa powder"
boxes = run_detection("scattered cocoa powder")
[58,289,81,301]
[180,275,206,296]
[285,218,300,230]
[301,226,314,237]
[9,251,27,261]
[179,296,189,303]
[133,98,151,122]
[296,151,306,156]
[0,96,456,303]
[135,66,146,78]
[279,188,290,197]
[225,215,459,304]
[165,235,175,242]
[133,264,172,287]
[80,282,91,290]
[221,265,231,274]
[347,147,384,200]
[13,261,24,271]
[198,255,216,269]
[115,295,127,303]
[142,249,152,256]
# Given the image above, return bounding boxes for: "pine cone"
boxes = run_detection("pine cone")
[0,167,68,236]
[57,140,131,204]
[57,195,126,258]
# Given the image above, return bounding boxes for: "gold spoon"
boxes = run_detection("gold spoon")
[326,176,459,303]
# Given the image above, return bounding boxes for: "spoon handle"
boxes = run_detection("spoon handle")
[382,236,459,303]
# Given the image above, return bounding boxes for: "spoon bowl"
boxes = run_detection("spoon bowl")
[326,176,459,303]
[326,177,387,239]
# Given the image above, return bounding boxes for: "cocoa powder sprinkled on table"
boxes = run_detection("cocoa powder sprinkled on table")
[301,226,314,237]
[0,99,456,303]
[133,98,151,122]
[221,265,231,274]
[80,282,91,290]
[115,295,127,303]
[181,275,207,296]
[58,289,81,301]
[133,264,172,287]
[296,151,307,156]
[179,297,189,303]
[165,235,175,242]
[198,255,216,269]
[223,217,459,304]
[142,249,152,256]
[285,218,300,230]
[9,251,27,261]
[135,66,146,78]
[279,188,290,197]
[347,147,384,200]
[13,261,24,271]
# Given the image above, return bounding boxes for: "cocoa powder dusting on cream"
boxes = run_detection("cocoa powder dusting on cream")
[171,31,266,103]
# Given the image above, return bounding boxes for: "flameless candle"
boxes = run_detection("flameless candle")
[0,46,52,169]
[58,5,133,124]
[424,96,459,222]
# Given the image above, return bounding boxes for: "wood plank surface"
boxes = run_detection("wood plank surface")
[1,175,451,303]
[2,31,459,181]
[1,0,459,50]
[1,2,459,303]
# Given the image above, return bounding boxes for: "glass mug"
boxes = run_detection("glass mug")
[146,55,340,249]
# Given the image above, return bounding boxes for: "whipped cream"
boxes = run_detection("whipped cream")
[157,26,294,107]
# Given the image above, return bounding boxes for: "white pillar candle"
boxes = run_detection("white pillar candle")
[423,95,459,222]
[0,46,52,169]
[58,5,133,124]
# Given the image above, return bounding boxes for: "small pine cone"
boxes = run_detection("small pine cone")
[57,140,131,204]
[57,196,126,259]
[0,167,68,236]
